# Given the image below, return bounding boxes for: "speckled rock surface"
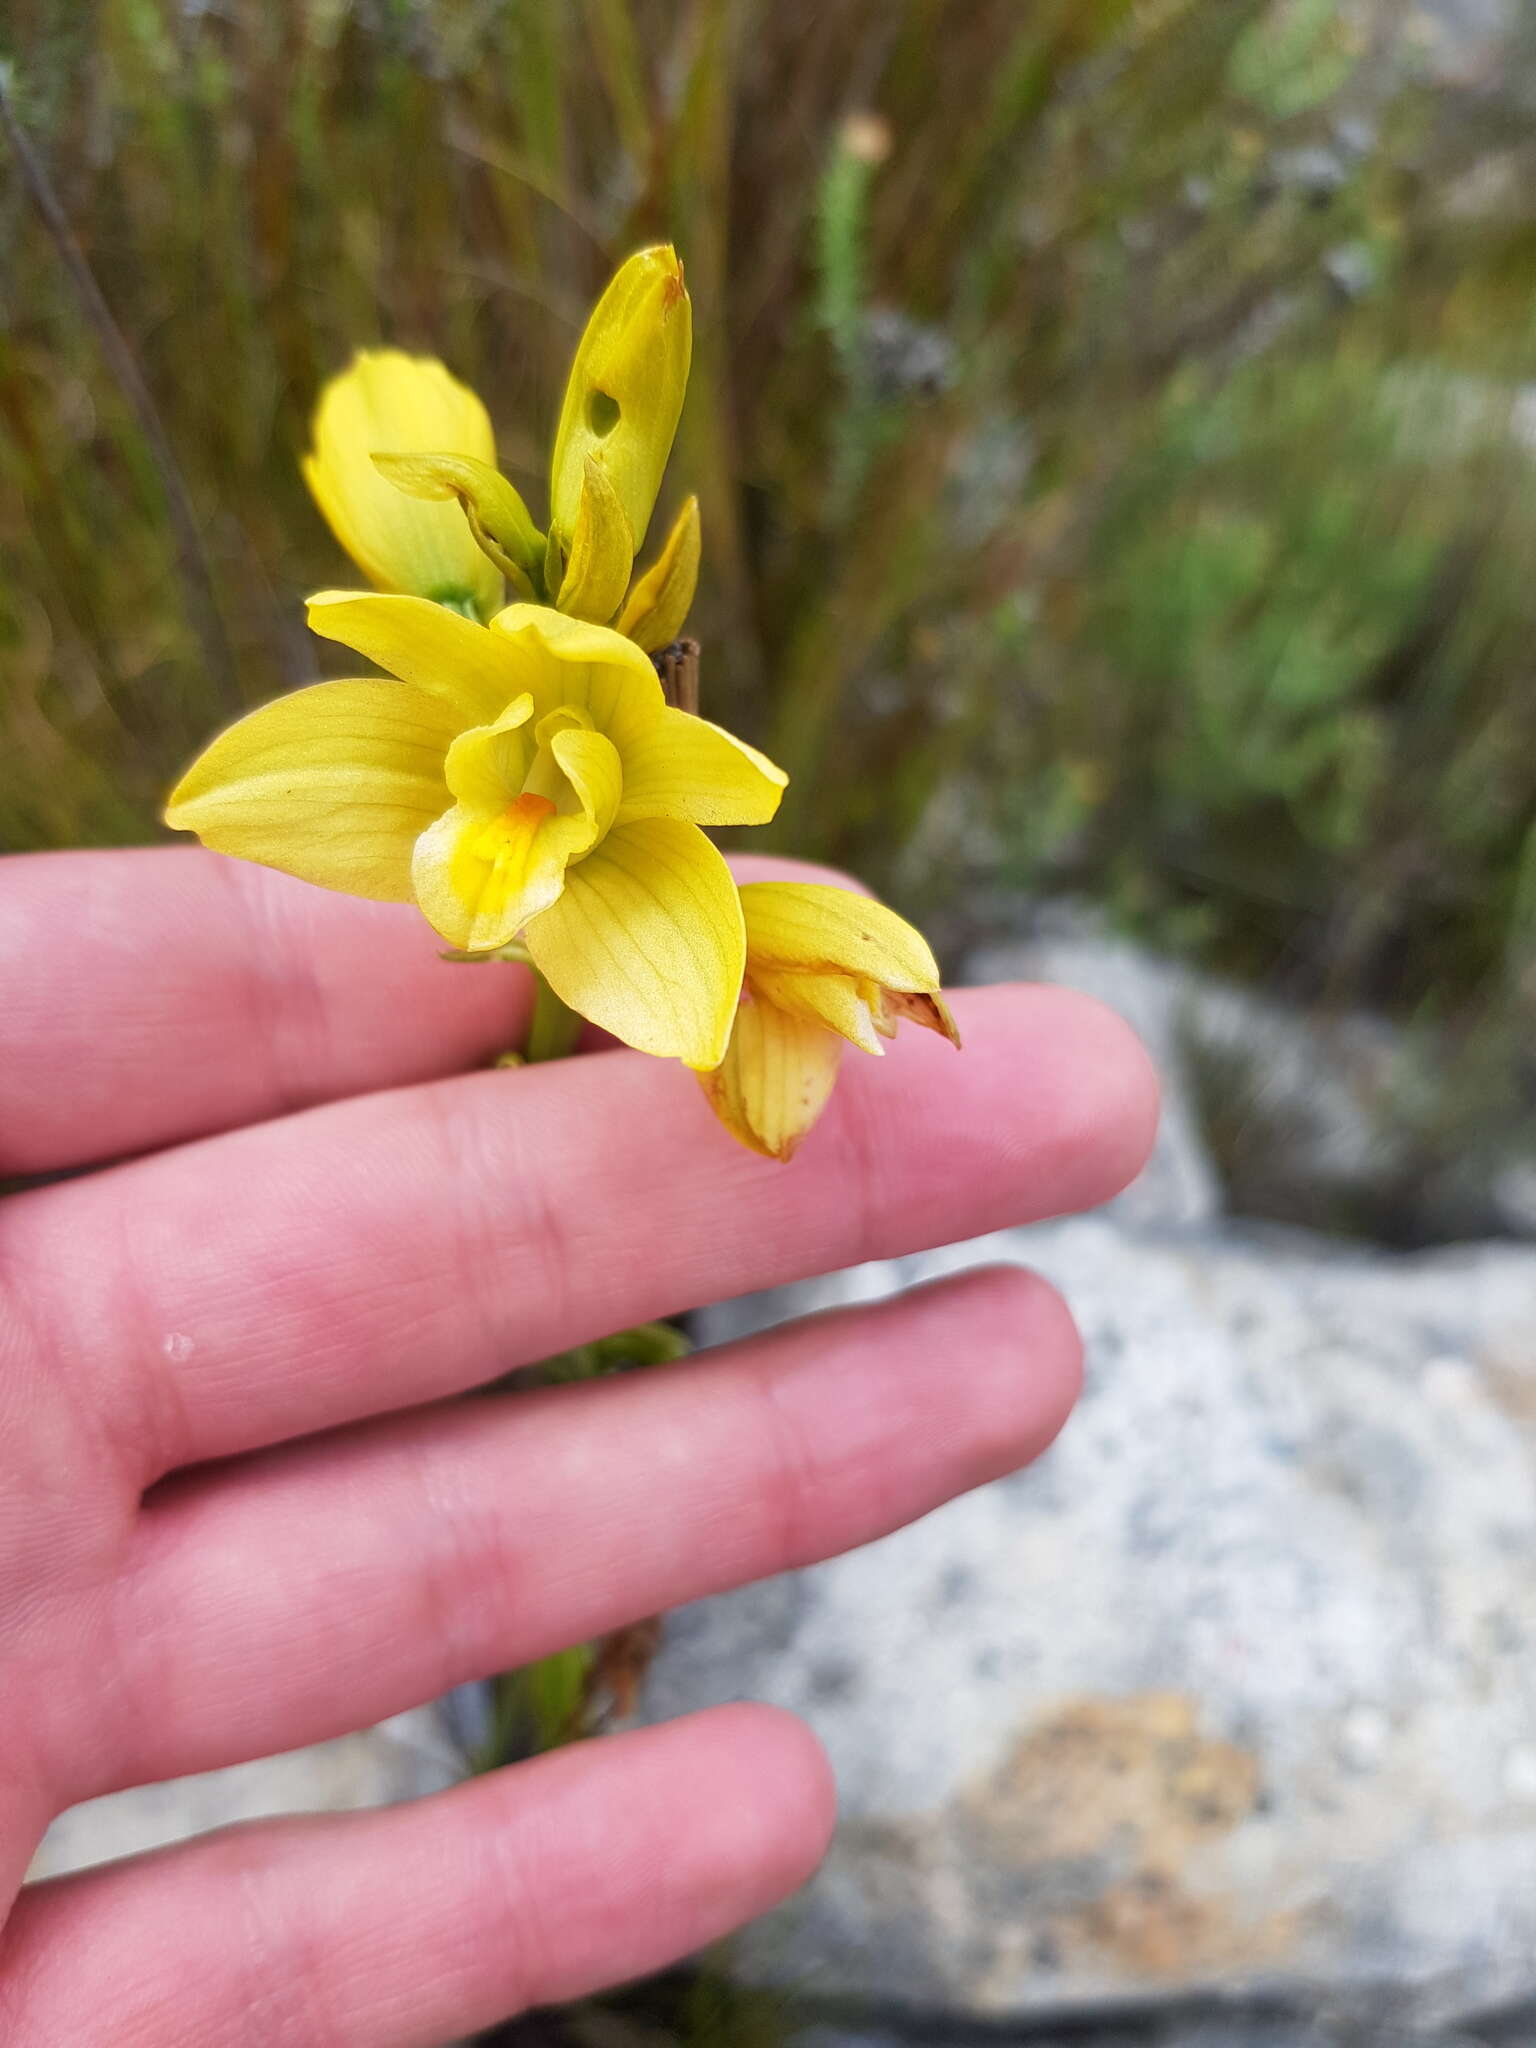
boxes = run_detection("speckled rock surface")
[788,2020,1515,2048]
[643,1219,1536,2034]
[29,1707,462,1880]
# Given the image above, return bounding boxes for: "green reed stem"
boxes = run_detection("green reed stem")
[524,970,583,1063]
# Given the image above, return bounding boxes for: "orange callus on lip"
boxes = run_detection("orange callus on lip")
[475,790,558,870]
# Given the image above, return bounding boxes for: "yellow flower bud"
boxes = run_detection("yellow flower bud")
[549,246,692,556]
[301,350,503,617]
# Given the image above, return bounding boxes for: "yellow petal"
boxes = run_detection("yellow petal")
[551,725,623,844]
[615,707,787,827]
[699,997,845,1161]
[371,451,544,595]
[303,351,502,615]
[524,818,743,1069]
[615,495,701,652]
[740,882,942,991]
[306,591,525,728]
[556,454,635,624]
[549,245,692,553]
[490,603,665,757]
[164,679,458,900]
[439,695,536,813]
[750,965,886,1055]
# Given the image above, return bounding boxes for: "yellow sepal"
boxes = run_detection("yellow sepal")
[699,998,844,1161]
[739,882,943,991]
[616,495,701,652]
[524,817,744,1069]
[302,350,503,616]
[305,591,526,729]
[615,707,786,828]
[549,245,692,555]
[371,451,544,598]
[164,679,459,901]
[556,455,635,624]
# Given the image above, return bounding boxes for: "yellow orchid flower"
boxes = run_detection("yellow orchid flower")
[165,596,786,1069]
[302,350,505,620]
[701,882,960,1159]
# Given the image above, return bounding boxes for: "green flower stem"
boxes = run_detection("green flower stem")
[475,1646,594,1771]
[482,957,594,1769]
[524,967,583,1063]
[483,959,687,1768]
[474,1319,691,1768]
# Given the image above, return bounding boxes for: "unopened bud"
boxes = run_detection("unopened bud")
[549,245,692,556]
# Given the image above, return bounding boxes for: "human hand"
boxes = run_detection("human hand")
[0,846,1155,2045]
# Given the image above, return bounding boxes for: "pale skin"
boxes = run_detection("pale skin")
[0,845,1157,2045]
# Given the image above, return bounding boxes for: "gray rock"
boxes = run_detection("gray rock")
[790,2021,1493,2048]
[967,905,1536,1246]
[790,2023,1477,2048]
[1490,1159,1536,1239]
[787,2031,927,2048]
[29,1705,463,1879]
[787,2022,1314,2048]
[967,913,1224,1233]
[646,1219,1536,2034]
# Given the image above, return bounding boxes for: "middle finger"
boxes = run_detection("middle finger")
[94,1266,1078,1798]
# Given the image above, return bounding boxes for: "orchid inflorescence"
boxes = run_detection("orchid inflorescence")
[166,247,957,1158]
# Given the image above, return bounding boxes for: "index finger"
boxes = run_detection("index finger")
[0,846,852,1176]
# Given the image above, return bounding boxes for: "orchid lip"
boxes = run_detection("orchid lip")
[472,790,558,869]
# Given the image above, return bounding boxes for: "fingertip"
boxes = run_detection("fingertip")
[995,983,1161,1213]
[827,980,1160,1235]
[682,1702,838,1904]
[890,1263,1084,1484]
[964,1261,1085,1450]
[0,1712,841,2048]
[1069,990,1162,1198]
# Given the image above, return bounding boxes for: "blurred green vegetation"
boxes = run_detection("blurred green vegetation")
[3,0,1536,1047]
